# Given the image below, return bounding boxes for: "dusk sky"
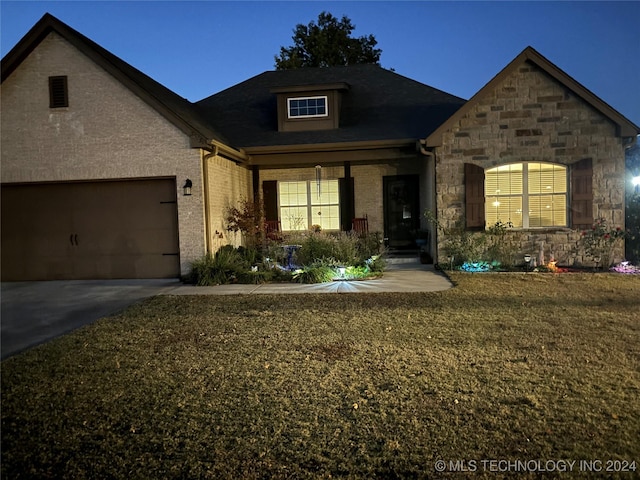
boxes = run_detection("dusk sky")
[1,1,639,125]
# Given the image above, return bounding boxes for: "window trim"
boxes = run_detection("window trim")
[287,96,328,119]
[485,162,568,229]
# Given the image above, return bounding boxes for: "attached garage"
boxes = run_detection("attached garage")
[1,178,180,281]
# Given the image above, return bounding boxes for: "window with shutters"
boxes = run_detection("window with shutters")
[485,162,567,228]
[49,76,68,108]
[278,180,340,231]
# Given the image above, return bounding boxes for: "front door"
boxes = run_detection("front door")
[383,175,420,249]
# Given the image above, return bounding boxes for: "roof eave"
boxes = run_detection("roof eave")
[243,138,418,155]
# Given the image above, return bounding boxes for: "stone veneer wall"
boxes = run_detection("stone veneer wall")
[434,60,626,266]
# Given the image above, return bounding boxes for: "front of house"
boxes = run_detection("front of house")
[1,14,637,281]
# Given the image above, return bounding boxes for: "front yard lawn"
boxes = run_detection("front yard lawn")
[2,273,639,479]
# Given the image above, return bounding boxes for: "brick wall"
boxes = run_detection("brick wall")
[434,60,626,266]
[259,159,424,234]
[1,32,207,275]
[204,154,253,251]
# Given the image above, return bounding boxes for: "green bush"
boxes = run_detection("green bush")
[295,232,338,265]
[294,231,384,267]
[485,221,521,269]
[292,263,336,284]
[188,247,245,286]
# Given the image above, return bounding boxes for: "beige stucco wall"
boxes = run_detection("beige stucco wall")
[434,60,626,266]
[1,32,206,275]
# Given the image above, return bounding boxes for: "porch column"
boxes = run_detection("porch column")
[252,165,260,201]
[341,161,354,231]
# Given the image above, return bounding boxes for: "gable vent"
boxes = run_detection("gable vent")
[49,76,68,108]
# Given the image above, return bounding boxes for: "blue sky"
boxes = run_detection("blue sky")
[1,1,639,125]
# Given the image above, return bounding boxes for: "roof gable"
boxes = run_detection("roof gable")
[1,13,241,158]
[425,47,640,147]
[196,64,466,149]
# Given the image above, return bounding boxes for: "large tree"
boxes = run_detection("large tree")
[275,12,381,70]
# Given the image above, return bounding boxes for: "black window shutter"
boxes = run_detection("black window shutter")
[465,163,485,230]
[570,158,593,229]
[262,180,278,222]
[49,76,68,108]
[339,177,355,231]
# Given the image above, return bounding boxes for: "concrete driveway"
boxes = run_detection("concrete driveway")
[1,279,180,360]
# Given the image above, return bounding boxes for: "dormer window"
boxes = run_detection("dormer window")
[288,96,328,118]
[271,82,349,132]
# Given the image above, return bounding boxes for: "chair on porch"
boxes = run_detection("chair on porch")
[265,220,282,241]
[352,215,369,235]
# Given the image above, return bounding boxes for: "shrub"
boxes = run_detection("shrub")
[425,210,524,270]
[295,231,384,267]
[578,217,626,266]
[485,221,521,269]
[295,232,337,266]
[188,247,245,286]
[440,219,487,266]
[292,263,336,284]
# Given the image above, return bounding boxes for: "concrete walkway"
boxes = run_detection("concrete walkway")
[163,257,453,295]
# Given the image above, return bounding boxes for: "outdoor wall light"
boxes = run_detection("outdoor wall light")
[633,176,640,193]
[183,179,192,196]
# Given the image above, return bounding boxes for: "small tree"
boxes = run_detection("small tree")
[275,12,381,70]
[225,198,264,249]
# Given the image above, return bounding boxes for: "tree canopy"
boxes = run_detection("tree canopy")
[275,12,381,70]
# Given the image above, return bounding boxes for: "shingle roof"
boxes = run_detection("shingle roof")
[195,64,466,149]
[1,13,232,149]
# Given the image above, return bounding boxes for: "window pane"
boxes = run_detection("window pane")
[486,195,523,228]
[486,164,522,196]
[281,207,308,231]
[310,179,339,205]
[529,163,566,194]
[529,194,566,227]
[312,205,340,230]
[280,181,308,206]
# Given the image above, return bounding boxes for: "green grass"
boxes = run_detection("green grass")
[2,273,639,479]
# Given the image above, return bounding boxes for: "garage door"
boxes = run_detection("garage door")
[1,179,180,280]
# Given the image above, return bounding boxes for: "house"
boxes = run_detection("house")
[195,63,465,248]
[1,14,638,280]
[1,13,250,281]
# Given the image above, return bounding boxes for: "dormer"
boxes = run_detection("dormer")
[270,82,349,132]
